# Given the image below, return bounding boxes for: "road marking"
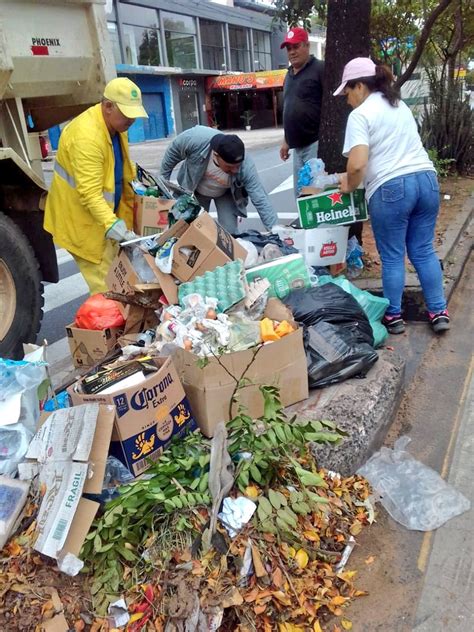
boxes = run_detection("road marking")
[56,248,73,265]
[270,175,293,195]
[259,162,288,174]
[417,355,474,573]
[43,272,88,312]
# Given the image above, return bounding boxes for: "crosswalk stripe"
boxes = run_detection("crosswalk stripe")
[270,175,293,195]
[43,272,88,313]
[56,248,73,265]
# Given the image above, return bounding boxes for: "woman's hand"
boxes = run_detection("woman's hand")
[338,172,351,193]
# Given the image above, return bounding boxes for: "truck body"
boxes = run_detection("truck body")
[0,0,115,357]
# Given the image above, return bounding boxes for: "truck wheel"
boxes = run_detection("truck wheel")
[0,212,44,358]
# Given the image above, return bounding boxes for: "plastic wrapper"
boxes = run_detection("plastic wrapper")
[154,237,178,274]
[297,158,325,192]
[127,244,157,283]
[0,359,47,476]
[346,236,364,279]
[236,230,298,256]
[258,243,283,263]
[304,321,378,389]
[358,437,471,531]
[74,294,125,330]
[227,314,261,352]
[236,238,259,268]
[284,284,374,347]
[168,193,201,225]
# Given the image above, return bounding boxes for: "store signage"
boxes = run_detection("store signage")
[207,69,287,92]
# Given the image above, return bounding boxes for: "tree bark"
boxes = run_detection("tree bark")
[318,0,371,173]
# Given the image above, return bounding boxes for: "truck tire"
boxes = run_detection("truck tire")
[0,212,44,359]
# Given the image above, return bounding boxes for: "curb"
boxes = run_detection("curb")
[355,194,474,320]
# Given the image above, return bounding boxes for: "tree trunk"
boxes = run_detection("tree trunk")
[318,0,371,173]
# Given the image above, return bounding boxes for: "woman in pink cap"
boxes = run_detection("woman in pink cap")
[334,58,449,335]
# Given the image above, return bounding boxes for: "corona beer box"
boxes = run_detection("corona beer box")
[68,357,197,477]
[273,225,349,266]
[297,188,368,229]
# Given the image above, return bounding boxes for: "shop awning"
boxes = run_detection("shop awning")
[207,69,287,92]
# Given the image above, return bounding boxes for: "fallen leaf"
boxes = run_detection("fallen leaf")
[349,521,363,536]
[313,621,323,632]
[41,600,55,616]
[251,542,268,578]
[295,549,309,569]
[6,541,22,556]
[272,567,283,588]
[331,595,349,606]
[272,590,292,606]
[74,621,85,632]
[341,619,353,630]
[303,530,320,542]
[365,555,375,565]
[254,603,267,615]
[245,485,259,499]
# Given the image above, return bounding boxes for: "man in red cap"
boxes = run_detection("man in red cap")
[279,27,324,195]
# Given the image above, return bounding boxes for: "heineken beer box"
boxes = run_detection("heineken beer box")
[297,188,368,229]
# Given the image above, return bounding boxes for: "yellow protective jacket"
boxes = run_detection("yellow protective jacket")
[44,103,136,264]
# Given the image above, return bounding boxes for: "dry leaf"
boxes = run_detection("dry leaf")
[295,549,309,569]
[303,530,320,542]
[6,541,22,556]
[365,555,375,565]
[331,595,349,606]
[272,591,292,606]
[341,619,353,630]
[313,621,323,632]
[272,567,283,588]
[254,604,267,615]
[349,521,363,536]
[251,542,267,578]
[74,621,85,632]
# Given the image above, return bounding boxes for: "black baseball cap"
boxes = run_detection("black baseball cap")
[210,133,245,164]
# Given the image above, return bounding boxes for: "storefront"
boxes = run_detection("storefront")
[206,69,287,130]
[170,76,207,134]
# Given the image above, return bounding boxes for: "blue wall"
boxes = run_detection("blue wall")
[117,67,174,143]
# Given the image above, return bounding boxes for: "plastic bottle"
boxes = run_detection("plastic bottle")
[312,173,340,190]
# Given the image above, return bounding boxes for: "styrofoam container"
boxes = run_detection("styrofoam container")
[273,225,349,266]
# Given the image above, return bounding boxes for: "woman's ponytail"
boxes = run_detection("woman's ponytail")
[374,64,400,106]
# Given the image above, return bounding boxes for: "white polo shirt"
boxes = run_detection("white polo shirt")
[343,91,435,201]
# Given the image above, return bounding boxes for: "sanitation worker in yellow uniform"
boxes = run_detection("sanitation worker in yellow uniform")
[44,78,148,294]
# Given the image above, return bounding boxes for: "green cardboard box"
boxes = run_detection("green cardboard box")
[297,187,368,229]
[245,254,311,299]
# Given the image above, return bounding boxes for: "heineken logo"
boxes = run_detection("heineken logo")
[327,191,344,205]
[315,207,355,224]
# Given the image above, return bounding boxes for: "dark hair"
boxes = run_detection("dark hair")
[346,64,400,106]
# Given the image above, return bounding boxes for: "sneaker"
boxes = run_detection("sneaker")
[428,309,450,333]
[382,314,405,335]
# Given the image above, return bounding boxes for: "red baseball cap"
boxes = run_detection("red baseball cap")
[280,27,309,49]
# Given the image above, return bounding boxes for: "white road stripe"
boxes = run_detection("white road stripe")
[270,175,293,195]
[56,248,74,265]
[43,272,88,313]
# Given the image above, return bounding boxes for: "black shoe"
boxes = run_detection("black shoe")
[428,309,450,333]
[382,314,405,335]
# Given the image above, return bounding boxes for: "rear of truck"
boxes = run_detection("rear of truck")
[0,0,115,357]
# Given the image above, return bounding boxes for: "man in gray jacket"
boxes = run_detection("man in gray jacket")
[160,126,277,233]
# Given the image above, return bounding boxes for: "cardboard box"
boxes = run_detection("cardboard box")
[66,324,123,369]
[18,403,115,561]
[173,328,308,438]
[68,357,197,477]
[273,225,349,266]
[106,221,188,304]
[122,304,159,335]
[245,253,311,299]
[297,187,368,229]
[170,212,247,282]
[133,194,175,236]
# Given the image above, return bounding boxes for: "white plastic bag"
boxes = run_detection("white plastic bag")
[236,238,259,268]
[358,437,471,531]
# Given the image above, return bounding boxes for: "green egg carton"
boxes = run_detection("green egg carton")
[178,260,246,312]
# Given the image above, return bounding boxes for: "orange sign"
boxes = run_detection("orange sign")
[207,69,287,92]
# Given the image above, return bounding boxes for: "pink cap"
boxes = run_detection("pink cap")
[280,27,309,49]
[333,57,376,96]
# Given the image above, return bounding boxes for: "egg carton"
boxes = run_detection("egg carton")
[178,260,247,313]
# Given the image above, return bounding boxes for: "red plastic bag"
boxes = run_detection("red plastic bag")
[74,294,126,330]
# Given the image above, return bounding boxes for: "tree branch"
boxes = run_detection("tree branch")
[395,0,454,88]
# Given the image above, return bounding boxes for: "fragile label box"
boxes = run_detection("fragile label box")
[273,225,349,266]
[173,328,308,438]
[170,211,247,282]
[19,403,115,561]
[297,188,368,229]
[133,194,175,236]
[66,324,123,369]
[68,357,197,477]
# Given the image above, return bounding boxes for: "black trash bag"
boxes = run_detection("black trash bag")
[235,229,298,256]
[304,321,378,389]
[284,284,374,347]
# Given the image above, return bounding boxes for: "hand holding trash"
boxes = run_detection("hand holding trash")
[105,219,136,243]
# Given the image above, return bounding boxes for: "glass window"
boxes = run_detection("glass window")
[200,19,225,71]
[229,26,249,72]
[119,3,158,27]
[123,24,161,66]
[253,30,271,71]
[162,12,197,69]
[107,22,122,65]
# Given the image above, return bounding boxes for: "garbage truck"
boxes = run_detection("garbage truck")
[0,0,115,357]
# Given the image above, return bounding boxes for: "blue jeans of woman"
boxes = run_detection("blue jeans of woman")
[368,170,446,316]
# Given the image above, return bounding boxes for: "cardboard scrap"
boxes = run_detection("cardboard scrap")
[19,403,115,562]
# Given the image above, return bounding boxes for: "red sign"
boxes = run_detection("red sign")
[320,241,338,258]
[207,69,287,92]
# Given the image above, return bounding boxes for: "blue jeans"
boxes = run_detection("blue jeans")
[368,170,446,316]
[293,141,319,196]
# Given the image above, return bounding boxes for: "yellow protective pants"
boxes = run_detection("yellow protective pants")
[71,240,118,295]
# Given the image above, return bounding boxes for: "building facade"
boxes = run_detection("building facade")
[104,0,288,142]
